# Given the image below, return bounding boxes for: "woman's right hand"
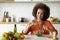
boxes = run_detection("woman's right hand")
[22,21,35,34]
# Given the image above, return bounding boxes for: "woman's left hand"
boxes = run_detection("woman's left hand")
[33,30,43,36]
[48,38,58,40]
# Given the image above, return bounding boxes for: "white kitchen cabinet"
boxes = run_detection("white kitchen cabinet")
[32,0,44,1]
[17,24,27,33]
[48,0,60,1]
[0,24,14,36]
[0,0,31,2]
[0,23,27,36]
[0,0,59,2]
[15,0,31,2]
[14,0,60,3]
[0,0,14,2]
[32,0,60,2]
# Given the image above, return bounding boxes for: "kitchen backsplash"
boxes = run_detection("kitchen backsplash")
[0,2,60,22]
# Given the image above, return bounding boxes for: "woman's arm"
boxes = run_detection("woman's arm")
[45,20,58,37]
[22,21,34,34]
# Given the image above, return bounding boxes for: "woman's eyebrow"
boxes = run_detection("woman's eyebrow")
[38,12,41,13]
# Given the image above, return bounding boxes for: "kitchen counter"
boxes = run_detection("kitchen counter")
[51,22,60,24]
[24,35,59,40]
[0,35,59,40]
[24,35,48,40]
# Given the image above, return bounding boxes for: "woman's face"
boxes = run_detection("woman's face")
[36,8,44,20]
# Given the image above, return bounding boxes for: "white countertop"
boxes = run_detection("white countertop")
[0,35,48,40]
[24,35,48,40]
[0,35,59,40]
[24,35,60,40]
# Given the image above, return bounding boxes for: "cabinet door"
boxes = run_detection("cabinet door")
[33,0,44,1]
[0,24,27,36]
[0,24,14,36]
[48,0,60,1]
[0,0,14,2]
[15,0,31,2]
[17,24,27,33]
[33,0,60,2]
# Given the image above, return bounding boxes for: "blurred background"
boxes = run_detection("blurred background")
[0,0,60,38]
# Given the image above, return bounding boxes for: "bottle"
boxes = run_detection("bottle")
[13,15,16,22]
[8,16,11,22]
[14,24,17,34]
[6,12,9,18]
[6,12,9,22]
[21,18,24,22]
[2,11,9,22]
[2,11,7,22]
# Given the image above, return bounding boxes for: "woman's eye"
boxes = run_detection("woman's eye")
[38,12,40,14]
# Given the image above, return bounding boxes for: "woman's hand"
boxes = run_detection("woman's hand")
[48,31,58,40]
[52,32,57,40]
[33,30,43,36]
[22,21,35,34]
[48,37,58,40]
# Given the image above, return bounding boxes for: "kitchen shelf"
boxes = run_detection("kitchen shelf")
[51,22,60,24]
[0,22,28,24]
[0,22,60,24]
[13,0,60,3]
[0,0,60,3]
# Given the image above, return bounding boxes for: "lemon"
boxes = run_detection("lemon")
[2,32,9,38]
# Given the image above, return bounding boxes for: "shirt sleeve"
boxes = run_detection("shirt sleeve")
[25,20,34,34]
[46,20,55,30]
[45,20,58,34]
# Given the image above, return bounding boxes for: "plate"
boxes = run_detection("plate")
[24,35,48,40]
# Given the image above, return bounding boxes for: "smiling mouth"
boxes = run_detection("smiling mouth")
[39,15,42,19]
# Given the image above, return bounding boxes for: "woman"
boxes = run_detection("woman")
[23,3,58,39]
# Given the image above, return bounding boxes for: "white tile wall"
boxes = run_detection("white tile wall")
[0,2,60,22]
